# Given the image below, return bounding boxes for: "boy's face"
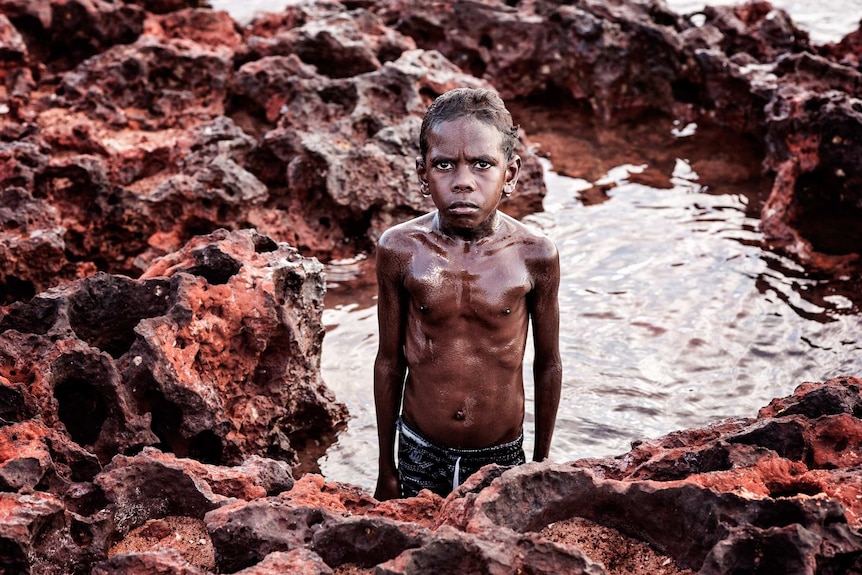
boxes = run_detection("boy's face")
[417,116,520,234]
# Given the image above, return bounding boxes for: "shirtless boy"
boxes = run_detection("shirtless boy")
[373,88,562,500]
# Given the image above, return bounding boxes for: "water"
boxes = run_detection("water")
[206,0,862,491]
[211,0,862,46]
[667,0,862,45]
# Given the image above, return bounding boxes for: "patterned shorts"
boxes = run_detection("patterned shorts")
[397,417,526,498]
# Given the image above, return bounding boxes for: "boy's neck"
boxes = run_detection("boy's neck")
[434,211,500,243]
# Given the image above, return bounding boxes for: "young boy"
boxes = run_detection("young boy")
[373,88,561,500]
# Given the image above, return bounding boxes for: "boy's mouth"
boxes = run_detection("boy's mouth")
[447,201,479,214]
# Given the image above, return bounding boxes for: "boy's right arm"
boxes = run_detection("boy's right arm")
[374,241,408,500]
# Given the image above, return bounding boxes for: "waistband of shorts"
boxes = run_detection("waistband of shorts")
[397,417,523,457]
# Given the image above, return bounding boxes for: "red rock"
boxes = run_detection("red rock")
[93,548,208,575]
[240,5,415,78]
[152,8,243,50]
[369,0,690,122]
[0,12,27,69]
[0,186,68,303]
[1,229,347,471]
[376,525,605,575]
[0,420,55,491]
[233,549,334,575]
[0,491,83,573]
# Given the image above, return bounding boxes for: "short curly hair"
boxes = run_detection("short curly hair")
[419,88,519,161]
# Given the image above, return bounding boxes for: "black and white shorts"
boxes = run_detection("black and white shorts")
[396,417,526,498]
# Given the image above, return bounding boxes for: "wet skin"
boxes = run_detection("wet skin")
[374,117,562,500]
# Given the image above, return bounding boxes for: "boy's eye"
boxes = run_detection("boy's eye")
[435,161,453,170]
[474,161,491,169]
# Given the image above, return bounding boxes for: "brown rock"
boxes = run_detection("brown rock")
[241,5,415,78]
[151,7,244,50]
[0,491,84,574]
[234,549,334,575]
[376,525,606,575]
[0,186,68,303]
[93,548,208,575]
[105,515,214,572]
[57,35,232,128]
[1,228,347,469]
[369,0,690,122]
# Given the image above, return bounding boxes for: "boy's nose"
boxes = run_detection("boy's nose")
[452,165,475,192]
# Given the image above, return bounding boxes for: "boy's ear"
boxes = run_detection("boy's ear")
[415,156,428,183]
[416,156,430,195]
[504,154,522,194]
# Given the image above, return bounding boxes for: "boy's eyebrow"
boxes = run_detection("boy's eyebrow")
[470,156,497,164]
[429,153,498,164]
[469,154,498,165]
[428,153,452,163]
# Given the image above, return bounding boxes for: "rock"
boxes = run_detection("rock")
[93,548,208,575]
[0,0,550,298]
[7,0,148,72]
[366,0,862,270]
[0,491,86,574]
[240,5,415,78]
[1,228,347,469]
[369,0,690,122]
[0,185,68,304]
[376,525,606,575]
[233,549,334,575]
[235,45,547,256]
[57,34,232,128]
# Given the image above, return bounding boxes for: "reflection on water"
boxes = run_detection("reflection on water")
[666,0,860,45]
[320,142,862,492]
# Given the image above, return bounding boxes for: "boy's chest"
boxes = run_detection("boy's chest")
[405,251,532,318]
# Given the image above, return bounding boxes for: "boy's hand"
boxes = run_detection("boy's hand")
[374,471,400,501]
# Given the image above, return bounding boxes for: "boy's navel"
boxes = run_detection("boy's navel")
[454,410,465,421]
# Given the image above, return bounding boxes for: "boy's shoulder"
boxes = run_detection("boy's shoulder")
[378,212,435,248]
[499,213,558,259]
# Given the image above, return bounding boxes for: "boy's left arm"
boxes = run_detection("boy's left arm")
[530,243,562,462]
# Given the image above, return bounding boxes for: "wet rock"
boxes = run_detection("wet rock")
[758,54,862,266]
[369,0,690,122]
[0,185,69,304]
[93,548,208,575]
[240,5,414,78]
[376,526,606,575]
[233,549,334,575]
[1,228,347,470]
[1,0,550,298]
[0,491,85,574]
